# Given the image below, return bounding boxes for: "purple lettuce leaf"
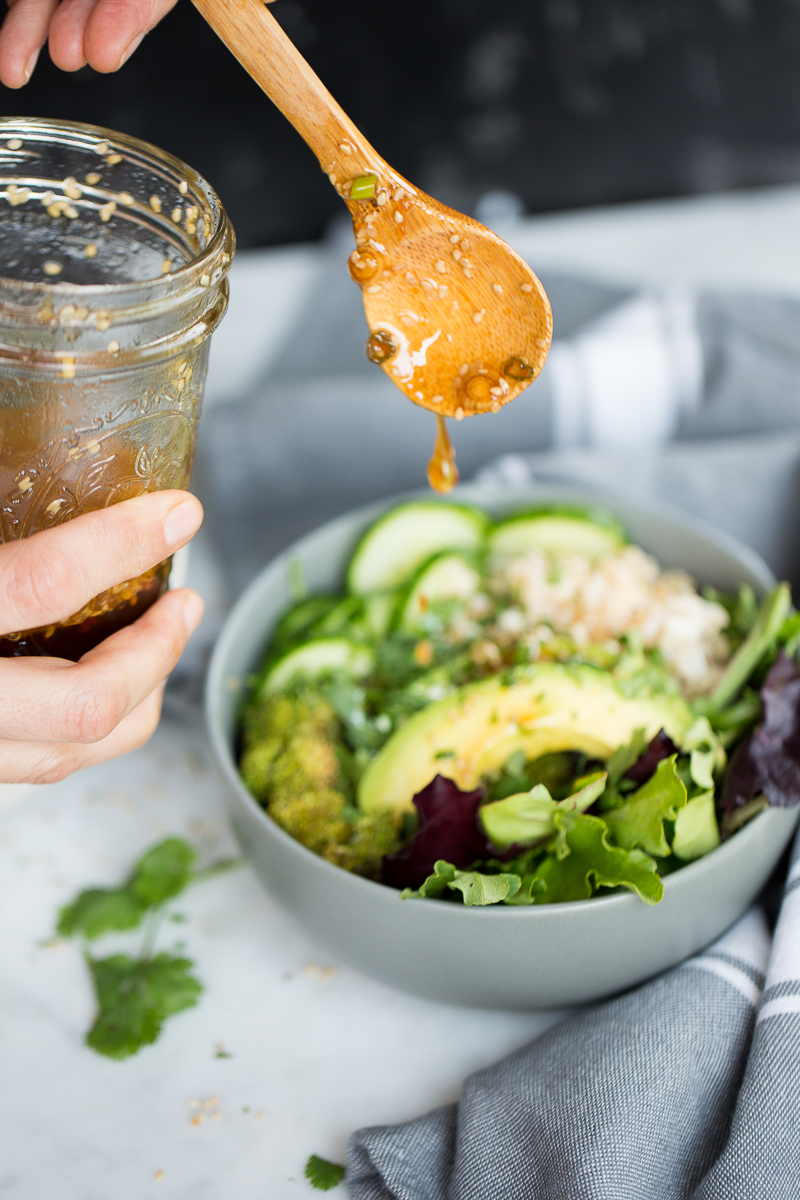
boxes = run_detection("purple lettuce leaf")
[381,775,490,890]
[723,651,800,812]
[625,730,678,785]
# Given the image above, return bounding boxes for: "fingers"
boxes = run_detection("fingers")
[0,587,204,743]
[82,0,178,73]
[0,490,203,638]
[0,0,59,87]
[47,0,101,70]
[0,684,166,784]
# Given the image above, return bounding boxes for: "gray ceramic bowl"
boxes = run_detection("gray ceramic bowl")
[205,485,799,1009]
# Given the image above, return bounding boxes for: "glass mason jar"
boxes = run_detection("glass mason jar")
[0,116,234,659]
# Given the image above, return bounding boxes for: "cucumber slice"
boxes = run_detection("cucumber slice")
[261,638,375,695]
[398,552,481,632]
[364,592,396,637]
[271,595,339,651]
[488,507,626,559]
[348,502,487,594]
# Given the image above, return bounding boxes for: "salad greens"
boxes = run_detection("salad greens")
[238,500,800,908]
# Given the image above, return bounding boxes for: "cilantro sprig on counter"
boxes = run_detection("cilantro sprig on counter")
[304,1155,346,1191]
[56,837,240,1060]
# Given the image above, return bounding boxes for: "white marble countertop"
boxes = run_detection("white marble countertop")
[4,182,800,1197]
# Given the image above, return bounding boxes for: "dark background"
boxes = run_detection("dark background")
[3,0,800,247]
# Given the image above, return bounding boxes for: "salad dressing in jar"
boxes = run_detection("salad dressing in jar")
[0,118,234,659]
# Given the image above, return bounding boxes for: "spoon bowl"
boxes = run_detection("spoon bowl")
[191,0,552,423]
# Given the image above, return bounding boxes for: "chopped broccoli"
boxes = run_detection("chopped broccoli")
[239,689,401,877]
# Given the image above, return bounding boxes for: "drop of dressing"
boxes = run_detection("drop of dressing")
[427,415,459,493]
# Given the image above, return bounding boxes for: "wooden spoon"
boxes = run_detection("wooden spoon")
[191,0,552,485]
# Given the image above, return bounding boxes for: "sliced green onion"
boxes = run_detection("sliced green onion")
[350,174,377,200]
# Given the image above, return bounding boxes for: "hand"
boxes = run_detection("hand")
[0,0,178,88]
[0,490,205,784]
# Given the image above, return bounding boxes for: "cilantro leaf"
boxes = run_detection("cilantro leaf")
[531,810,663,905]
[129,838,197,906]
[57,888,146,941]
[85,952,202,1060]
[304,1155,345,1191]
[604,756,687,857]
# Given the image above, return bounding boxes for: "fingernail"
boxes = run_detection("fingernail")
[164,498,202,550]
[180,591,205,637]
[24,47,40,83]
[119,31,145,67]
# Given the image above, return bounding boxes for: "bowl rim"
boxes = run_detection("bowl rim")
[205,481,781,922]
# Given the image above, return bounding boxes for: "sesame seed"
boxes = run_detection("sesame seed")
[61,358,76,379]
[58,304,76,322]
[200,272,210,286]
[105,153,122,165]
[489,386,502,397]
[85,172,101,185]
[186,222,197,235]
[490,401,500,412]
[42,261,62,276]
[96,313,110,331]
[99,201,116,222]
[256,1112,265,1121]
[6,184,30,206]
[63,177,81,199]
[535,337,548,349]
[521,282,532,293]
[161,259,172,274]
[460,258,473,270]
[405,271,417,284]
[377,189,389,205]
[492,283,503,297]
[366,284,382,293]
[186,206,198,222]
[40,191,55,207]
[149,195,162,212]
[393,187,405,201]
[154,1171,164,1182]
[459,363,469,376]
[328,173,337,184]
[47,202,64,218]
[452,249,461,261]
[463,268,473,279]
[7,137,22,150]
[472,310,485,323]
[75,306,89,319]
[45,499,64,516]
[84,243,98,258]
[461,239,470,251]
[95,141,109,155]
[438,285,447,298]
[107,340,120,353]
[421,280,434,292]
[179,180,189,195]
[431,394,443,404]
[455,407,464,420]
[118,191,134,206]
[435,260,446,273]
[450,234,460,243]
[394,210,404,223]
[171,206,182,223]
[63,204,79,219]
[339,141,353,155]
[177,378,185,392]
[18,476,31,492]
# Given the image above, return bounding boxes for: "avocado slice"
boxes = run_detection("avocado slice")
[358,663,693,815]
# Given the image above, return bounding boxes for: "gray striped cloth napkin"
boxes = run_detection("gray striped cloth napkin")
[346,828,800,1200]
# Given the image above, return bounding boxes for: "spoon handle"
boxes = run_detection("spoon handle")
[191,0,389,184]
